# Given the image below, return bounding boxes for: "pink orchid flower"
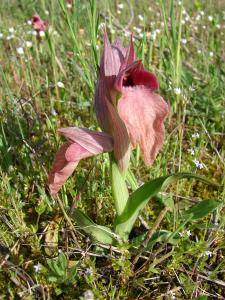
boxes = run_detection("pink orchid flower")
[48,31,169,194]
[95,31,169,168]
[32,15,48,32]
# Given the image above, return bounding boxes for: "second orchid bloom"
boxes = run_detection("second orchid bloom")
[48,31,169,194]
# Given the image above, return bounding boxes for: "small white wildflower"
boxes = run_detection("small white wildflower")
[216,24,221,29]
[83,290,94,300]
[189,86,195,91]
[155,29,161,34]
[9,27,15,33]
[174,87,181,95]
[150,21,155,26]
[193,159,199,166]
[0,33,3,39]
[45,10,49,15]
[185,15,190,22]
[34,263,42,273]
[193,159,204,169]
[6,35,14,40]
[178,1,182,5]
[198,162,204,169]
[39,30,45,37]
[117,3,124,9]
[57,81,65,88]
[139,33,144,38]
[171,295,176,300]
[194,26,198,31]
[16,47,24,55]
[84,267,93,275]
[197,49,201,54]
[124,31,130,37]
[66,3,72,9]
[138,14,144,22]
[51,108,57,116]
[182,9,187,15]
[181,38,187,44]
[27,20,32,25]
[98,22,105,30]
[196,15,201,21]
[179,230,192,238]
[208,16,213,22]
[151,31,157,41]
[192,132,200,138]
[181,20,186,25]
[186,230,192,237]
[206,251,213,257]
[32,30,37,36]
[201,251,213,257]
[148,7,152,11]
[200,11,205,16]
[117,9,121,15]
[209,51,214,57]
[202,25,206,29]
[188,148,195,155]
[135,27,142,34]
[25,41,32,48]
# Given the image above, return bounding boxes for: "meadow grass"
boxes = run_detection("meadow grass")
[0,0,224,299]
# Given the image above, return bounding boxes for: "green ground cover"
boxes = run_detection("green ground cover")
[0,0,224,299]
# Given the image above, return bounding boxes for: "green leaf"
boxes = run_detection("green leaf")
[194,296,208,300]
[115,173,218,238]
[35,199,47,215]
[72,209,119,244]
[181,199,221,221]
[159,194,174,211]
[126,169,139,191]
[131,230,179,250]
[58,253,67,271]
[47,259,65,277]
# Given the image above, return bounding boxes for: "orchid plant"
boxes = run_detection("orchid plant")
[48,31,219,247]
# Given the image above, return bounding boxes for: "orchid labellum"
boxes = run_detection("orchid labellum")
[48,31,169,194]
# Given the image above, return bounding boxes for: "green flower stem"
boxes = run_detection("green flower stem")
[110,157,129,217]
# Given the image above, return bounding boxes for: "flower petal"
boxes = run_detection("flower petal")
[58,127,113,154]
[95,32,125,131]
[48,143,79,195]
[48,129,113,194]
[119,35,136,71]
[105,100,131,171]
[112,38,126,64]
[115,61,159,92]
[100,31,123,79]
[118,86,169,165]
